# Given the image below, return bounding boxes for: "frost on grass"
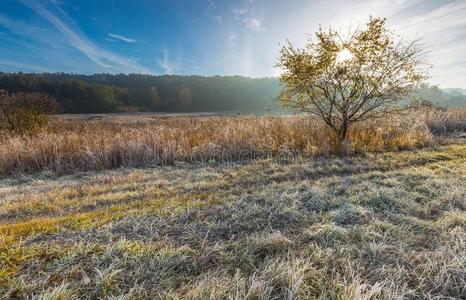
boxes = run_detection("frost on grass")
[0,144,465,299]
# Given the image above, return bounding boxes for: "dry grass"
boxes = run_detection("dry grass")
[0,108,465,298]
[422,107,466,133]
[2,108,464,176]
[0,144,465,298]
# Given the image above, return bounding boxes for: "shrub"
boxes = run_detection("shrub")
[0,89,59,136]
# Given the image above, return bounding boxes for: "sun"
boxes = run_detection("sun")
[335,48,354,64]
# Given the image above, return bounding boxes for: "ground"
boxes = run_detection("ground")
[1,144,465,299]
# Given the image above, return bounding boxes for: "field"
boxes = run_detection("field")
[1,110,465,299]
[2,109,466,176]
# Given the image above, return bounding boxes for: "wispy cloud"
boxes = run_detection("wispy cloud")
[232,8,248,19]
[232,7,264,32]
[2,0,466,87]
[205,0,222,23]
[245,18,263,32]
[18,0,150,73]
[0,14,65,53]
[0,59,51,72]
[156,49,181,75]
[384,0,466,87]
[107,33,137,43]
[394,0,466,34]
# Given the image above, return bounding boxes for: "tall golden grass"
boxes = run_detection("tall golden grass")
[0,108,464,175]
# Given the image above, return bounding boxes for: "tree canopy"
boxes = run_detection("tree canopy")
[278,17,429,149]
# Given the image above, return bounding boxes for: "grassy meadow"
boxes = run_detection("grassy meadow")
[0,109,465,299]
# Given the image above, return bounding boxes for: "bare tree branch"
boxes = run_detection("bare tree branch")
[277,17,427,153]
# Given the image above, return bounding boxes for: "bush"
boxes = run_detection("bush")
[0,89,59,136]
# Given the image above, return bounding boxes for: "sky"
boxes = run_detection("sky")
[0,0,465,88]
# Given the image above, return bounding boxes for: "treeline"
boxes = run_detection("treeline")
[411,85,466,108]
[0,73,282,113]
[0,73,464,114]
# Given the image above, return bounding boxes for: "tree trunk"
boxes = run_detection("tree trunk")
[335,122,349,155]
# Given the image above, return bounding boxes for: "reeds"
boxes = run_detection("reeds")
[0,108,464,175]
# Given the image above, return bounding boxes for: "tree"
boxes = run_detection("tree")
[277,17,428,152]
[0,89,59,135]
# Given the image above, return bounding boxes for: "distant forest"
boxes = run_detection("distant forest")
[0,73,282,113]
[0,72,464,113]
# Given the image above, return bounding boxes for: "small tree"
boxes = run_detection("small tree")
[0,89,59,135]
[277,17,427,153]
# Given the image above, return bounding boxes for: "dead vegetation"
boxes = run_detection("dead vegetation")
[0,108,465,299]
[0,108,464,176]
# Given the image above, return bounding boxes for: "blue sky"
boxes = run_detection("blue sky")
[0,0,465,88]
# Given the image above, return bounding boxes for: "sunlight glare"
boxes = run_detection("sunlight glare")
[336,48,353,64]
